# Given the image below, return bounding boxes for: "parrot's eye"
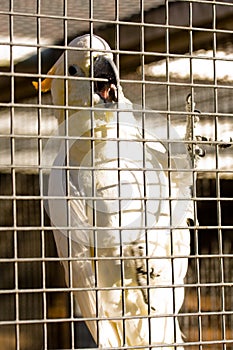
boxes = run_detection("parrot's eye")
[68,65,78,76]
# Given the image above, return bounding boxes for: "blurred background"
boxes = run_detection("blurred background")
[0,1,232,349]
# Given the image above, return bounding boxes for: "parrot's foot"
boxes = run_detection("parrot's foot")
[131,244,160,311]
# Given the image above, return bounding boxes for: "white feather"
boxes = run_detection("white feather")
[46,34,192,349]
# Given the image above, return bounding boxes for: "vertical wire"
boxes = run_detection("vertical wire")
[89,1,99,345]
[115,0,120,75]
[139,0,152,345]
[212,3,226,349]
[59,1,75,348]
[36,0,47,348]
[114,0,126,346]
[188,2,203,348]
[140,1,146,115]
[164,0,176,346]
[62,1,75,348]
[115,0,127,344]
[9,1,20,349]
[188,1,194,345]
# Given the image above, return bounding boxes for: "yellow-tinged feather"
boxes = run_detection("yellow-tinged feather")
[32,65,56,92]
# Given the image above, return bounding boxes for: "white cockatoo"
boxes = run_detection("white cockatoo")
[34,34,194,349]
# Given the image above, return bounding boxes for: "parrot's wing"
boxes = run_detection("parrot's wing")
[47,110,191,349]
[48,143,122,347]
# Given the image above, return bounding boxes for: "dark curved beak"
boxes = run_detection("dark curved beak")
[94,55,119,103]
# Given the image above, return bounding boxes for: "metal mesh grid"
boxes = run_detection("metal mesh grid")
[0,1,233,349]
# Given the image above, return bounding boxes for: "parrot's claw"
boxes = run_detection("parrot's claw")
[131,245,159,311]
[185,94,232,165]
[185,95,206,164]
[219,137,232,149]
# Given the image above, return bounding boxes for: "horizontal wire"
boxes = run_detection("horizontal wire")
[1,101,233,118]
[0,282,232,297]
[0,136,232,150]
[0,225,232,232]
[0,308,232,326]
[1,189,233,200]
[0,9,233,34]
[0,252,232,263]
[1,69,233,85]
[0,167,232,179]
[1,38,233,60]
[0,164,232,175]
[1,194,233,200]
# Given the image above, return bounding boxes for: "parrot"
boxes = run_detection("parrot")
[33,34,194,349]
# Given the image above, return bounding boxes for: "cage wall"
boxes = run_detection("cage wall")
[0,1,233,350]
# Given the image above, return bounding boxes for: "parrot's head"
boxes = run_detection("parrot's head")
[33,34,120,123]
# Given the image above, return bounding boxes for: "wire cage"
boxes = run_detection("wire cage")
[0,1,233,349]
